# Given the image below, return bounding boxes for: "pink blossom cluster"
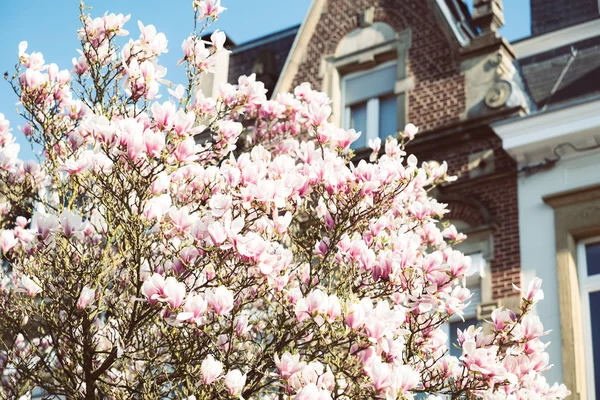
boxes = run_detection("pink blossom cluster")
[0,1,569,399]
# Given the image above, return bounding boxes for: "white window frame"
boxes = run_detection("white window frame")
[340,60,397,146]
[578,236,600,400]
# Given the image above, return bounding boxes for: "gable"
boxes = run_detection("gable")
[276,0,471,133]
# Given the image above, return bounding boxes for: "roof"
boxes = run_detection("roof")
[518,35,600,109]
[227,25,300,96]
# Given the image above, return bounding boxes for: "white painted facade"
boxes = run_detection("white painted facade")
[517,150,600,385]
[493,97,600,387]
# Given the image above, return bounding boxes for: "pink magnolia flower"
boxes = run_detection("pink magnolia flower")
[461,341,502,376]
[161,277,186,309]
[393,364,419,393]
[293,384,332,400]
[59,151,94,175]
[514,277,544,304]
[137,21,168,55]
[205,286,234,315]
[211,30,227,52]
[177,294,207,323]
[173,110,195,136]
[151,172,170,195]
[366,359,393,392]
[72,54,89,75]
[345,301,366,330]
[0,230,18,253]
[143,129,165,157]
[369,137,381,161]
[305,289,328,315]
[517,315,545,341]
[20,275,42,297]
[32,213,59,242]
[209,194,232,218]
[173,137,198,162]
[196,0,227,19]
[224,369,246,397]
[307,103,331,126]
[274,352,306,379]
[77,286,95,310]
[325,294,341,322]
[207,221,227,246]
[217,120,243,142]
[201,354,223,385]
[236,233,268,262]
[234,315,251,336]
[179,36,210,67]
[314,239,329,256]
[402,123,419,140]
[151,101,176,130]
[142,273,166,305]
[491,307,516,332]
[168,206,196,233]
[126,129,146,161]
[59,210,84,240]
[143,194,172,221]
[331,128,361,149]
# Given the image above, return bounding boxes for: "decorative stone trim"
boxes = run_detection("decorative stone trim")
[542,183,600,400]
[321,26,412,129]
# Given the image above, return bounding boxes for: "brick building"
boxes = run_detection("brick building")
[206,0,600,397]
[273,0,526,343]
[216,0,525,360]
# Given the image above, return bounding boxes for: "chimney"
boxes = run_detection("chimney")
[472,0,505,37]
[530,0,599,35]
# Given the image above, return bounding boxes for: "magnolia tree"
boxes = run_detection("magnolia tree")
[0,1,569,399]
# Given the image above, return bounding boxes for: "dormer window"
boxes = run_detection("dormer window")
[341,61,398,149]
[318,21,411,151]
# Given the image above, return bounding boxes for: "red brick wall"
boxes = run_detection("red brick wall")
[287,0,520,299]
[413,133,521,299]
[290,0,466,132]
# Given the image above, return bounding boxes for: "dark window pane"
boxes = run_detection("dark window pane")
[449,318,478,358]
[350,103,368,149]
[586,242,600,276]
[378,96,397,140]
[591,290,600,398]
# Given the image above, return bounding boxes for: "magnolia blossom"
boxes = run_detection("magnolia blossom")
[201,354,223,384]
[275,352,306,379]
[194,0,226,19]
[0,230,18,252]
[205,286,234,315]
[177,294,207,323]
[402,123,419,140]
[20,276,42,297]
[76,286,95,309]
[0,2,568,399]
[224,369,246,397]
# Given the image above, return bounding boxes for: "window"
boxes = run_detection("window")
[579,238,600,400]
[444,252,485,358]
[341,62,398,149]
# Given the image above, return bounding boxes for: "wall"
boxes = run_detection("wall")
[413,132,521,299]
[517,150,600,385]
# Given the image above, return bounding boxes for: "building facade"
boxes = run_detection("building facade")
[494,2,600,397]
[207,0,600,397]
[274,0,526,347]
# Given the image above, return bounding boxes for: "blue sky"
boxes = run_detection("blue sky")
[0,0,530,161]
